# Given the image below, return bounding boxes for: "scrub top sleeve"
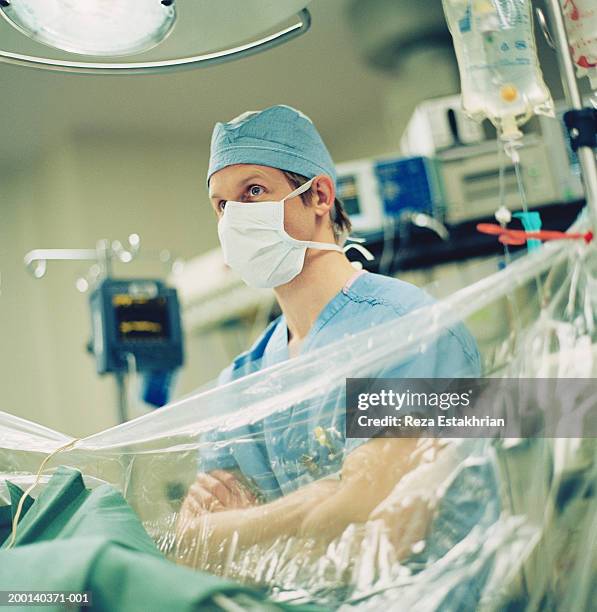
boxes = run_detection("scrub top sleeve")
[344,324,481,457]
[198,430,237,472]
[378,323,481,380]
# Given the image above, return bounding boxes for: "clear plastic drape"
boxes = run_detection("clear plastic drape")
[1,223,596,611]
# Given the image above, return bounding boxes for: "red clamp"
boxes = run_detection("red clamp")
[476,223,593,246]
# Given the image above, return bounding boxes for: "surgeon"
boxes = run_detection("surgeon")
[175,105,483,568]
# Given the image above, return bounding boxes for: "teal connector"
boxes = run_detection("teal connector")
[513,211,542,252]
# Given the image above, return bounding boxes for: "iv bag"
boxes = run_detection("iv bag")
[561,0,597,92]
[443,0,554,139]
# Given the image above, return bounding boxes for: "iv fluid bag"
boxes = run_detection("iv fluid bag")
[443,0,554,139]
[561,0,597,91]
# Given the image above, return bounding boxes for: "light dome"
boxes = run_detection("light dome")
[0,0,177,57]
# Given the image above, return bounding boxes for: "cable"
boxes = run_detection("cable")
[5,438,80,549]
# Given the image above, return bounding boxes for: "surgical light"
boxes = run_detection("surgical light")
[0,0,177,57]
[0,0,311,74]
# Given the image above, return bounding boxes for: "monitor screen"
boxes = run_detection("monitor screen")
[113,294,170,342]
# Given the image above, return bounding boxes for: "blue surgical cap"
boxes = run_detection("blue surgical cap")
[207,105,337,187]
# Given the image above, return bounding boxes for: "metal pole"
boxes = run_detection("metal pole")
[543,0,597,230]
[96,239,113,279]
[98,239,126,423]
[115,372,128,424]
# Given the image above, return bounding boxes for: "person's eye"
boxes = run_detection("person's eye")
[247,185,265,198]
[217,200,227,213]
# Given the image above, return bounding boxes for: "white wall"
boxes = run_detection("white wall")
[1,134,208,436]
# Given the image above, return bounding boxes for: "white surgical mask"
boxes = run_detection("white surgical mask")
[217,178,348,288]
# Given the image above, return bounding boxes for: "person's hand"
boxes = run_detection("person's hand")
[180,469,257,517]
[175,470,258,565]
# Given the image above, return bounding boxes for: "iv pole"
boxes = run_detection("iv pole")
[541,0,597,230]
[25,237,141,424]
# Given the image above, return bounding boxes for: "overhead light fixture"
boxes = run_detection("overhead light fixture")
[0,0,311,74]
[0,0,177,57]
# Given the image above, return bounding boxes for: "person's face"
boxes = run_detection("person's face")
[208,164,335,243]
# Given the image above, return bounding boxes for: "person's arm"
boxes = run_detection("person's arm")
[175,436,439,569]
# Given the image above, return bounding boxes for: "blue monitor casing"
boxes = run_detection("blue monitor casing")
[374,156,444,218]
[89,278,184,375]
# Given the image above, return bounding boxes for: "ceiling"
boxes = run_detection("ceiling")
[0,0,574,171]
[0,0,402,167]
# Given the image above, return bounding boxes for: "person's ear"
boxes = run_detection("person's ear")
[311,175,335,219]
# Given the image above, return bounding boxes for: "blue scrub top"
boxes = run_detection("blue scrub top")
[199,270,482,500]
